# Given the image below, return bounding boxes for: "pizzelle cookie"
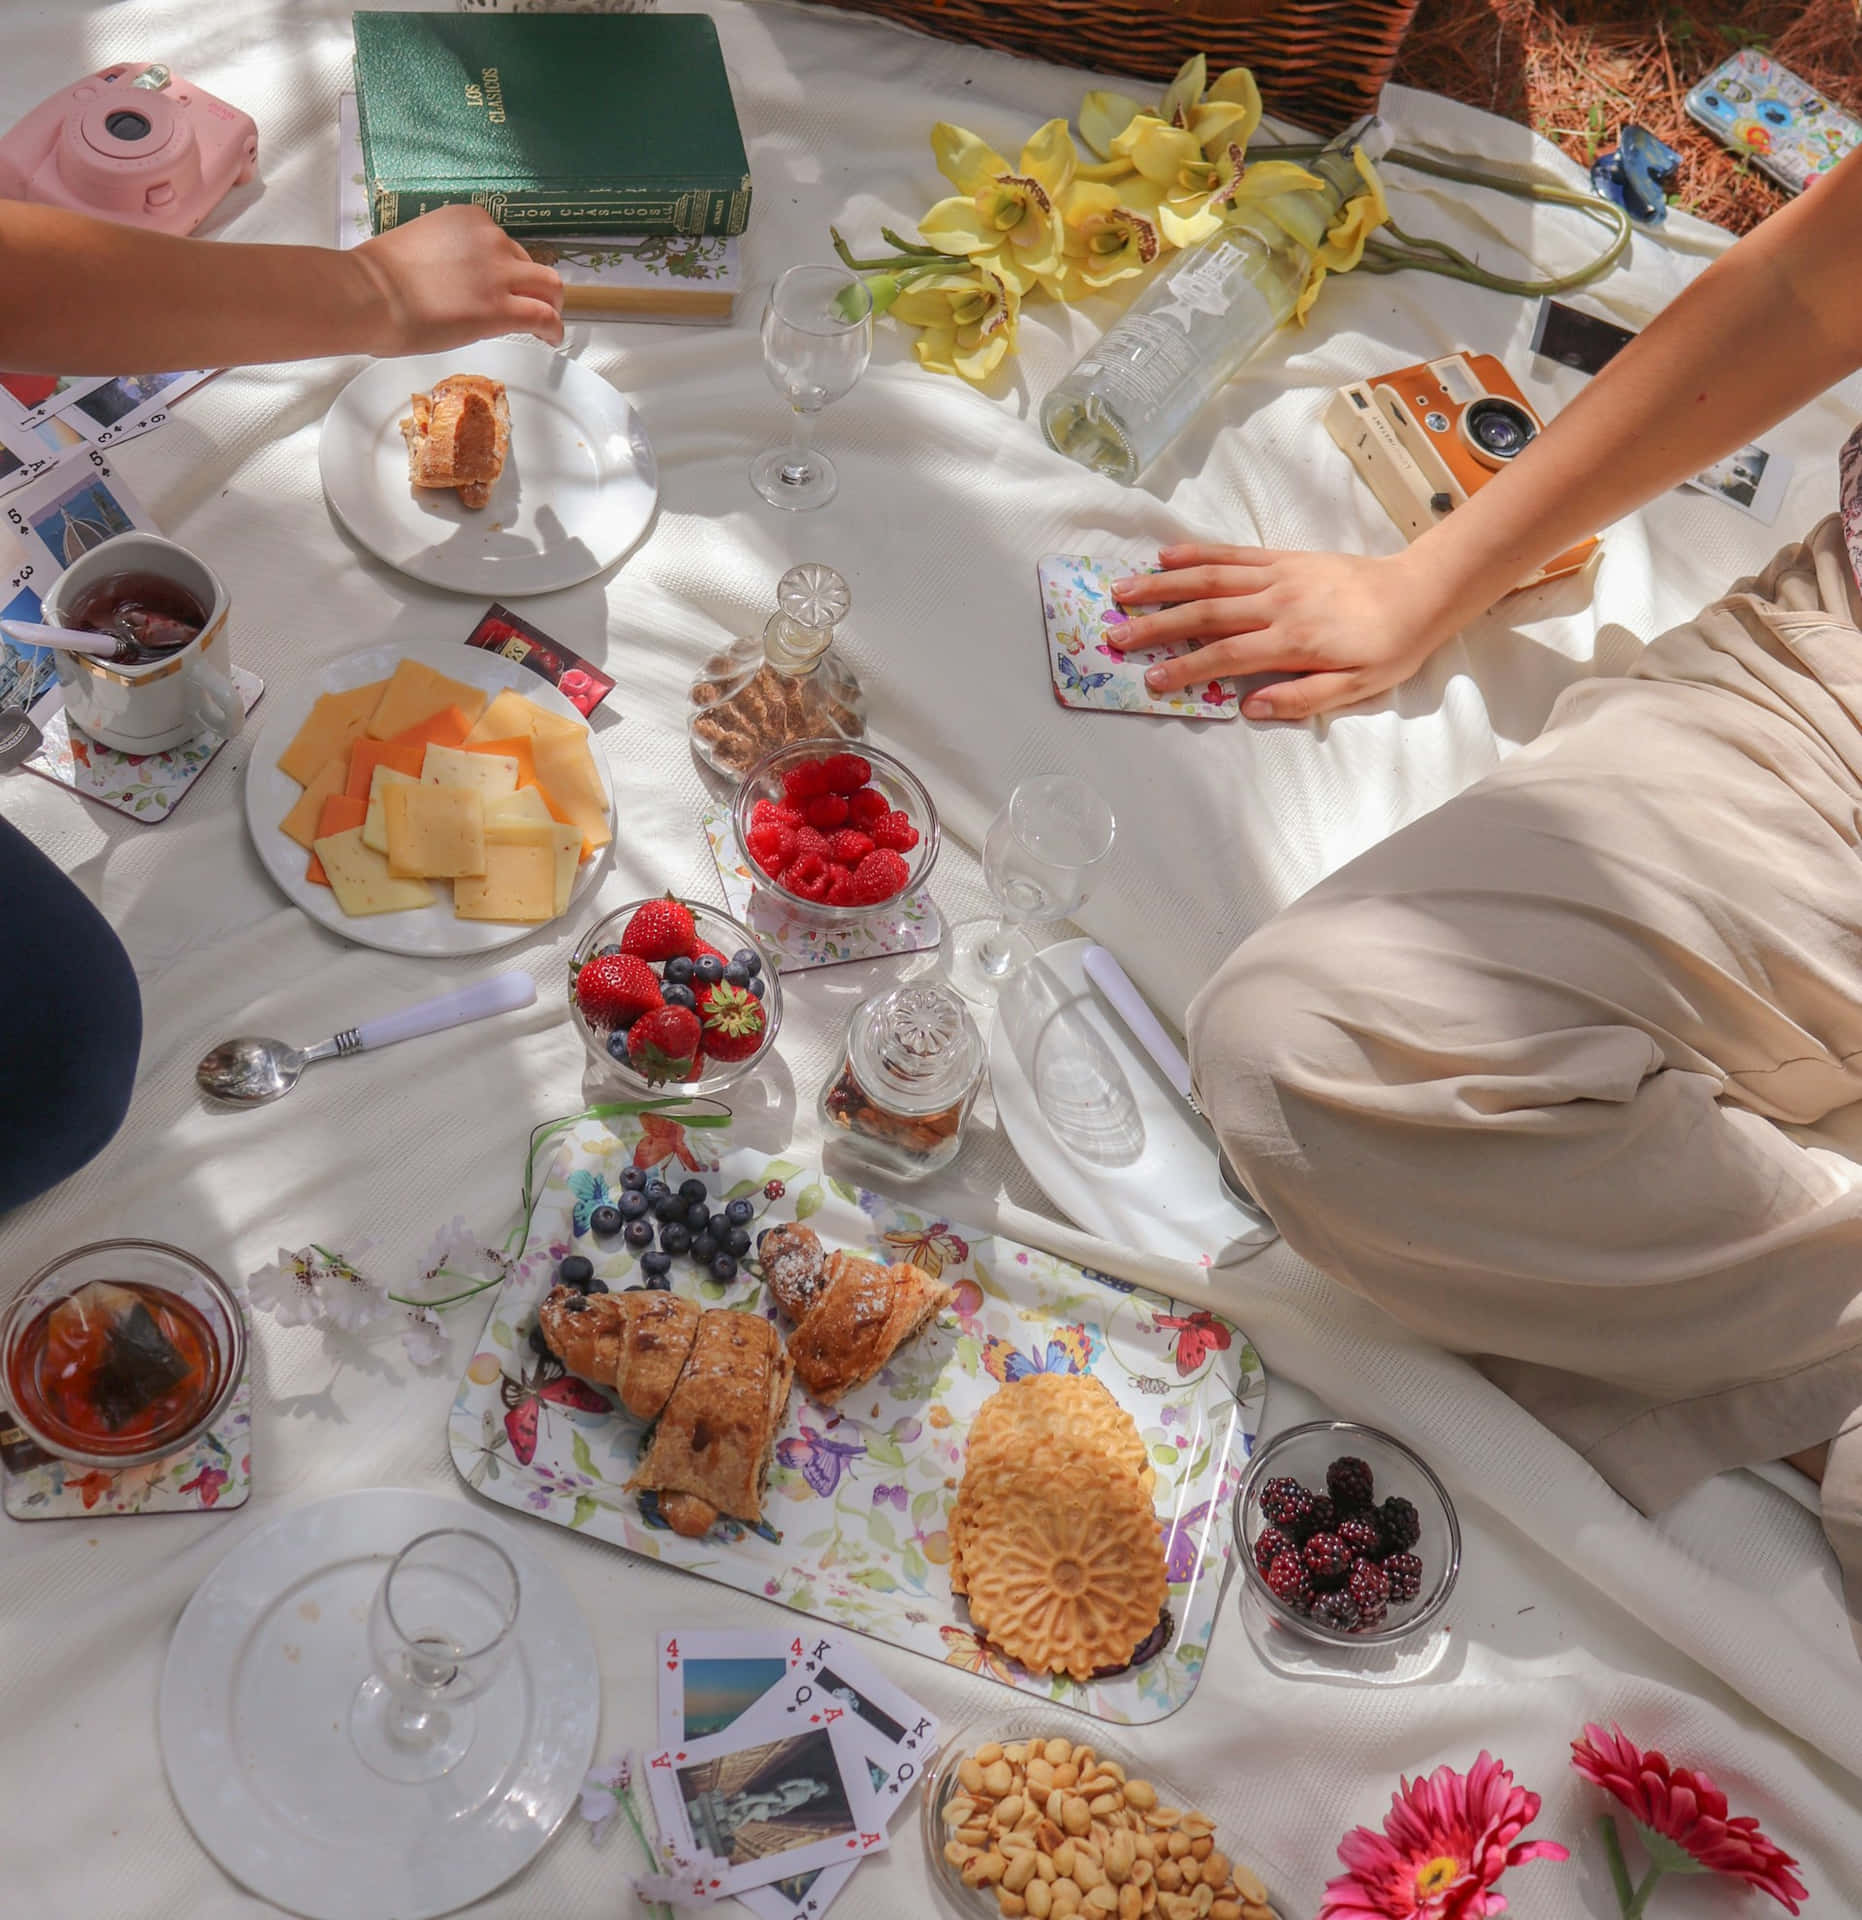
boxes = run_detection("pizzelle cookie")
[957,1458,1168,1681]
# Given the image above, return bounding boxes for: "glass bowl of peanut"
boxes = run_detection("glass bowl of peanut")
[920,1721,1281,1920]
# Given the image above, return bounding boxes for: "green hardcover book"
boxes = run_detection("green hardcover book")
[352,11,752,238]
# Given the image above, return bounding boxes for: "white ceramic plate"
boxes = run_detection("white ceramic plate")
[318,339,658,594]
[989,937,1278,1270]
[243,635,613,956]
[159,1487,599,1920]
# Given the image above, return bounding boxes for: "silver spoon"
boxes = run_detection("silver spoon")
[197,971,537,1107]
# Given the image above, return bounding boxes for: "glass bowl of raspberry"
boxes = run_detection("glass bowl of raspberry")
[731,738,940,926]
[568,895,783,1095]
[1233,1420,1460,1652]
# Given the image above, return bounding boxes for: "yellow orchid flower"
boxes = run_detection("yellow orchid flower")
[1291,151,1392,323]
[1051,180,1165,294]
[918,118,1076,292]
[889,263,1021,382]
[1111,109,1319,250]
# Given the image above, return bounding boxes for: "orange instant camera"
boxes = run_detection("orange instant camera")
[1323,350,1598,589]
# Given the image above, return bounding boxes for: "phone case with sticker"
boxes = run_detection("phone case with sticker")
[1685,50,1862,195]
[1037,554,1240,720]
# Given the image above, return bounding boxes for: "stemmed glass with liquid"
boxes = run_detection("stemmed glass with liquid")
[751,264,873,511]
[945,775,1117,1005]
[348,1528,521,1783]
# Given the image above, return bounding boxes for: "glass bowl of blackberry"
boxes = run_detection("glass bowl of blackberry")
[568,895,782,1095]
[1232,1420,1460,1649]
[731,738,940,926]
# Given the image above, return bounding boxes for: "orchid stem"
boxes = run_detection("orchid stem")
[1600,1816,1636,1913]
[830,226,941,272]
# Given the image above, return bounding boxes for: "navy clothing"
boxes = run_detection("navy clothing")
[0,816,140,1212]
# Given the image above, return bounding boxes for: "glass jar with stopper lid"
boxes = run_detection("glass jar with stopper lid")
[820,981,986,1180]
[688,562,866,779]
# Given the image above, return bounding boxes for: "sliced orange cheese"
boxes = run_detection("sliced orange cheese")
[277,681,386,786]
[466,735,539,790]
[530,726,610,852]
[362,766,421,856]
[464,687,582,748]
[383,705,474,756]
[344,737,426,801]
[364,659,489,740]
[279,756,348,851]
[304,793,369,886]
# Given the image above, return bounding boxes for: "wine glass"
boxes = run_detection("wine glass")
[751,264,873,511]
[348,1528,520,1783]
[945,775,1117,1005]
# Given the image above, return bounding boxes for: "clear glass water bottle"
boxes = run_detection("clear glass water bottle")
[688,561,866,778]
[1041,117,1386,485]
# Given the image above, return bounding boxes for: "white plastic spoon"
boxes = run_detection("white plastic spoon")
[0,616,122,656]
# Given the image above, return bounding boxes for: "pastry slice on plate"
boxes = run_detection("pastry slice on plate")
[401,373,510,509]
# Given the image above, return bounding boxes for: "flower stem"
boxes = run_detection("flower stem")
[829,226,941,272]
[1624,1864,1665,1920]
[1601,1816,1636,1914]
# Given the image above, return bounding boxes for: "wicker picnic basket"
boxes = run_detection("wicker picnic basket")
[805,0,1421,130]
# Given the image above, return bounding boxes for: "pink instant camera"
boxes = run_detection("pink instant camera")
[0,62,257,235]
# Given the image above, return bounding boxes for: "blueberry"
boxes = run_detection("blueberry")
[664,956,694,986]
[619,1166,647,1192]
[663,983,697,1011]
[724,1227,751,1257]
[723,961,750,987]
[641,1249,673,1280]
[746,976,766,1001]
[645,1178,670,1200]
[624,1283,647,1292]
[725,1198,756,1228]
[654,1193,687,1224]
[710,1253,739,1283]
[707,1211,730,1239]
[694,954,724,985]
[616,1191,648,1223]
[731,947,762,978]
[678,1178,710,1206]
[590,1204,623,1238]
[529,1322,551,1357]
[685,1200,713,1232]
[607,1031,631,1060]
[584,1277,610,1295]
[648,1274,672,1292]
[691,1231,719,1265]
[624,1218,655,1250]
[599,942,624,956]
[660,1223,691,1256]
[559,1254,594,1288]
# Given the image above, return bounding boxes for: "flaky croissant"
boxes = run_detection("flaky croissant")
[785,1250,950,1405]
[538,1285,699,1420]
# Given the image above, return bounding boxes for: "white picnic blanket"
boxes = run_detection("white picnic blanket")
[3,0,1861,1912]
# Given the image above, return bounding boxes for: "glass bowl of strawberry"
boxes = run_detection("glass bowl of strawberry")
[731,739,939,925]
[569,893,782,1094]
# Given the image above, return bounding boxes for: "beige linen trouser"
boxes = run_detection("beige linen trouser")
[1188,515,1862,1645]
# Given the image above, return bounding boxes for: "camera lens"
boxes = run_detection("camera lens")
[1462,396,1537,465]
[104,110,153,142]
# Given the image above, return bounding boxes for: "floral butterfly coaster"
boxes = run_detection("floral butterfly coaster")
[1037,554,1240,720]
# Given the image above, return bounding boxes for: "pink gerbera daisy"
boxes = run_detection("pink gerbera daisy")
[1320,1751,1569,1919]
[1570,1724,1807,1915]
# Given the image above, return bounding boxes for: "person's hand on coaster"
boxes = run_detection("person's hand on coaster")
[1108,543,1447,721]
[352,204,565,354]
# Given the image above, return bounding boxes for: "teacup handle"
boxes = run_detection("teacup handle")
[184,647,245,742]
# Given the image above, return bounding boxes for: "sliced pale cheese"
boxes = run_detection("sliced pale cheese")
[305,793,369,886]
[313,826,435,916]
[277,681,385,786]
[279,756,348,851]
[467,734,539,790]
[422,741,518,798]
[364,659,489,740]
[361,766,420,856]
[485,786,555,828]
[484,817,583,917]
[453,842,555,922]
[464,687,582,747]
[384,781,487,879]
[530,727,611,852]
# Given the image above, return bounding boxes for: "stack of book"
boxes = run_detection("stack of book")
[346,10,748,323]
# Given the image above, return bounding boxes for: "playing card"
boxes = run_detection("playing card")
[0,373,111,430]
[643,1714,890,1898]
[1038,554,1240,721]
[657,1628,803,1749]
[0,522,54,716]
[463,602,615,716]
[773,1634,941,1804]
[1683,441,1792,526]
[4,448,159,578]
[0,412,87,498]
[55,369,214,449]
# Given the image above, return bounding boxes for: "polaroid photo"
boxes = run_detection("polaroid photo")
[61,369,213,448]
[774,1635,941,1802]
[1037,555,1241,721]
[0,373,112,431]
[1684,442,1793,525]
[657,1628,802,1749]
[643,1718,889,1897]
[4,447,159,578]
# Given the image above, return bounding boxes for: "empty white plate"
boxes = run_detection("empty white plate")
[318,339,658,594]
[159,1487,599,1920]
[989,937,1278,1270]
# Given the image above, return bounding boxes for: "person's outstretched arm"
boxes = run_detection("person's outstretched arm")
[0,199,563,374]
[1111,142,1862,720]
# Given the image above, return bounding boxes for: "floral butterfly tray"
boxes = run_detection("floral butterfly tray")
[448,1114,1265,1723]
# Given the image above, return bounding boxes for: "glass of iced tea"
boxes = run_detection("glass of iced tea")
[0,1241,244,1468]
